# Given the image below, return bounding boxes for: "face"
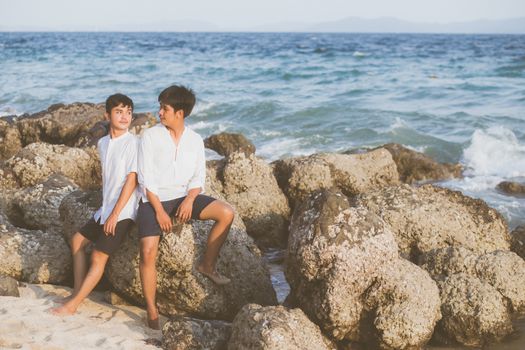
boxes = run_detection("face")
[159,103,183,126]
[106,104,133,131]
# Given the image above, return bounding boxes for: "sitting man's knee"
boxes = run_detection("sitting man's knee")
[140,246,157,263]
[222,204,235,223]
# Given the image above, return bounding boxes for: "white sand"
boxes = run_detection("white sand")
[0,284,164,350]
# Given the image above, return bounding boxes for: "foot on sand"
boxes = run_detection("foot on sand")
[49,304,76,316]
[196,265,231,285]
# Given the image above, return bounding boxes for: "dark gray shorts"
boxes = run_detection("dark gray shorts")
[78,218,133,255]
[136,194,216,238]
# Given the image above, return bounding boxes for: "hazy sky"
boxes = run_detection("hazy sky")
[1,0,524,30]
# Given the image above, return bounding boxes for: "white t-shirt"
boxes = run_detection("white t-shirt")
[93,132,139,224]
[138,124,206,202]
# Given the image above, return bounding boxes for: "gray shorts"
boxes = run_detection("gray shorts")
[136,194,216,238]
[79,218,133,255]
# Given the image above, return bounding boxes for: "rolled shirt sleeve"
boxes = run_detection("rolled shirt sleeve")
[187,138,206,193]
[138,132,159,196]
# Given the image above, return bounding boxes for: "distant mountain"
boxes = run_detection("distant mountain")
[1,17,524,33]
[304,17,525,34]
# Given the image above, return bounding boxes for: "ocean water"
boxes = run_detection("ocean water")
[1,32,524,229]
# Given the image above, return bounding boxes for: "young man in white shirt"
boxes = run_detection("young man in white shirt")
[51,93,139,316]
[137,85,234,329]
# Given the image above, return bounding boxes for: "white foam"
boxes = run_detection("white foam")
[192,100,217,116]
[462,126,525,178]
[353,51,367,57]
[389,117,409,130]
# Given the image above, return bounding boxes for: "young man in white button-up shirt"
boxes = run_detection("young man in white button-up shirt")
[137,85,234,329]
[51,94,139,316]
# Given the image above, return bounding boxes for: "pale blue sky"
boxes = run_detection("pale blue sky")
[1,0,524,30]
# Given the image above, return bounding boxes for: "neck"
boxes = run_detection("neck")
[166,121,185,138]
[109,128,127,139]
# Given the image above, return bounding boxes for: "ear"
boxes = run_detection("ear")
[104,112,110,121]
[176,109,185,119]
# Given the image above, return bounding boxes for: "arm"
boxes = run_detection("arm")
[104,172,137,235]
[146,188,172,233]
[176,139,206,223]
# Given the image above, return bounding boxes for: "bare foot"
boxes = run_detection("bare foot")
[146,307,160,330]
[196,265,231,285]
[49,304,76,316]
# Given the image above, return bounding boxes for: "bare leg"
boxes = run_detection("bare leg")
[140,235,160,329]
[197,200,234,284]
[51,249,109,315]
[57,232,90,303]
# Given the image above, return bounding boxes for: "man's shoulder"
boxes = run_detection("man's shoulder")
[185,127,203,142]
[97,134,110,147]
[142,124,164,138]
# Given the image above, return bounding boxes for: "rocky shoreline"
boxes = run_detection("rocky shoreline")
[1,102,525,349]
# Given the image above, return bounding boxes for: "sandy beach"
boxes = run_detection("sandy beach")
[0,284,164,350]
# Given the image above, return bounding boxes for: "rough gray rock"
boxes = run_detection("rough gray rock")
[420,247,525,345]
[377,143,463,184]
[221,152,290,247]
[0,163,19,191]
[286,189,441,349]
[511,225,525,259]
[0,117,22,160]
[59,189,102,242]
[204,132,256,157]
[7,174,78,233]
[0,274,19,297]
[16,102,105,146]
[162,316,231,350]
[228,304,336,350]
[496,181,525,197]
[0,213,71,284]
[356,184,510,260]
[436,273,513,347]
[5,142,101,189]
[273,149,399,210]
[107,217,277,321]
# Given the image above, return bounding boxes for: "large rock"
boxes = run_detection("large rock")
[204,132,256,157]
[0,213,70,284]
[496,181,525,197]
[162,316,231,350]
[0,274,19,297]
[228,304,336,350]
[5,142,101,188]
[74,112,157,147]
[7,174,78,233]
[59,189,102,242]
[378,143,462,184]
[106,217,277,321]
[220,152,290,247]
[0,162,19,191]
[286,189,440,348]
[436,273,513,347]
[16,103,105,146]
[356,184,510,260]
[421,247,525,314]
[0,117,22,159]
[273,149,399,210]
[420,247,525,345]
[511,225,525,259]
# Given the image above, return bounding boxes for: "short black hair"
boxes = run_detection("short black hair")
[158,85,196,118]
[105,93,134,114]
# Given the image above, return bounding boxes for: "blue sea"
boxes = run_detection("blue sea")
[1,32,525,230]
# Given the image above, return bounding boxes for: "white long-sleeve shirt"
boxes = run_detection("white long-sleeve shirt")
[138,124,206,202]
[93,131,139,224]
